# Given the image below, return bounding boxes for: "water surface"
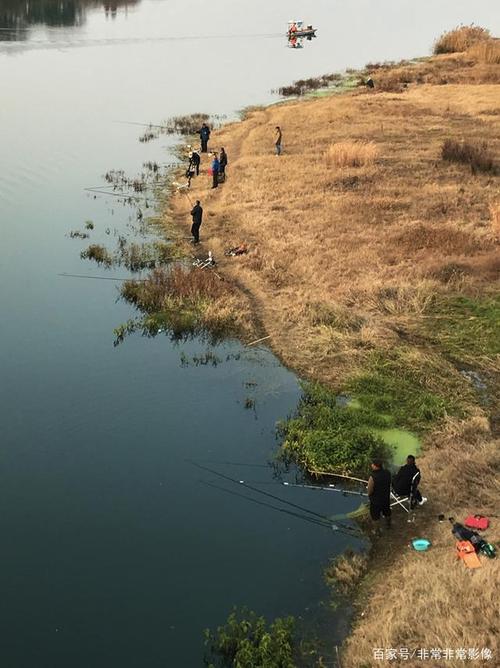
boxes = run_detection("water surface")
[1,1,498,666]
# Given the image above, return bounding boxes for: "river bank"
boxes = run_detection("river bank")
[162,30,500,666]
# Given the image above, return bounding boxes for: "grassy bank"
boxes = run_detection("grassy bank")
[168,30,499,668]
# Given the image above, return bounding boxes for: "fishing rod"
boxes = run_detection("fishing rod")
[84,187,149,201]
[190,461,362,536]
[201,480,362,538]
[200,481,333,531]
[310,469,369,485]
[58,272,146,282]
[282,482,368,498]
[189,461,330,523]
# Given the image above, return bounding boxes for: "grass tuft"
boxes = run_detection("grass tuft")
[433,25,490,54]
[441,138,497,174]
[326,141,377,168]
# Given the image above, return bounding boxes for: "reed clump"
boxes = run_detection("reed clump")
[326,141,377,168]
[441,138,497,174]
[80,244,113,267]
[277,73,343,97]
[468,38,500,64]
[120,266,249,340]
[324,550,368,595]
[434,25,490,54]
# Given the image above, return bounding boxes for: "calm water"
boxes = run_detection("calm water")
[0,1,498,666]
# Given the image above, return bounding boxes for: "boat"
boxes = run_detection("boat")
[287,20,317,40]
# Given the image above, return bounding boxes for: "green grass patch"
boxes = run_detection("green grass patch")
[422,294,500,367]
[279,347,470,474]
[278,383,390,475]
[347,351,452,432]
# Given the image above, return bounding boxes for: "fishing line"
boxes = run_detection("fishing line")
[282,482,368,498]
[191,459,270,469]
[200,480,333,531]
[189,460,329,522]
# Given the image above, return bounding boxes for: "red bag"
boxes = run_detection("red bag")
[464,515,489,530]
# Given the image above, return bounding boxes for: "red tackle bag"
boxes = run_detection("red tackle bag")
[464,515,489,531]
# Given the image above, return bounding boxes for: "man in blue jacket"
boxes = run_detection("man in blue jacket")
[211,153,220,189]
[200,123,211,153]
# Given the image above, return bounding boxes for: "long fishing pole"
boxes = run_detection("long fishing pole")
[58,272,146,282]
[200,481,333,531]
[202,480,363,538]
[84,187,148,201]
[282,482,368,498]
[189,461,330,522]
[310,469,369,484]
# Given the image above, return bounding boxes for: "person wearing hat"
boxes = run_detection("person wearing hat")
[367,458,391,529]
[189,148,201,176]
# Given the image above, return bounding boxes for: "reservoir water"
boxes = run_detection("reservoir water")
[1,1,498,666]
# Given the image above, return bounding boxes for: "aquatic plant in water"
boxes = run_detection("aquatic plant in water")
[204,608,296,668]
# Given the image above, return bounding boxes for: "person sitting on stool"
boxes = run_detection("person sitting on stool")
[393,455,427,508]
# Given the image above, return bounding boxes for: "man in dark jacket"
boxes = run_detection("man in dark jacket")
[219,147,228,182]
[200,123,211,153]
[190,200,203,243]
[393,455,427,507]
[367,458,391,528]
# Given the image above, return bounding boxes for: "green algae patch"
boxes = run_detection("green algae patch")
[374,428,421,466]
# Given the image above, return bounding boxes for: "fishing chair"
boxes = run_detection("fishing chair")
[390,471,421,514]
[192,251,216,269]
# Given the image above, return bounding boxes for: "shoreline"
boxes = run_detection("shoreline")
[162,36,499,666]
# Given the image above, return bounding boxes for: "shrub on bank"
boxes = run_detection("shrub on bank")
[433,25,490,54]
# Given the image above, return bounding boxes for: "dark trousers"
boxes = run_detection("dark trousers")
[219,166,226,182]
[191,222,201,243]
[369,500,391,522]
[212,171,219,188]
[201,139,208,153]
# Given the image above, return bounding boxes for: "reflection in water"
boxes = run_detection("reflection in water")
[0,0,140,40]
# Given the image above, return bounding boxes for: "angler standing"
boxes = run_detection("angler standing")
[189,149,201,176]
[190,200,203,244]
[200,123,211,153]
[275,126,282,156]
[219,147,228,182]
[367,458,391,530]
[211,153,220,189]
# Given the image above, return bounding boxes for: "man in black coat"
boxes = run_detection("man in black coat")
[367,458,391,528]
[190,200,203,244]
[200,123,211,153]
[393,455,427,507]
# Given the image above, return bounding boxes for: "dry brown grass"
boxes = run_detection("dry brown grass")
[326,141,377,168]
[441,138,497,173]
[468,38,500,64]
[491,201,500,238]
[168,47,500,667]
[434,25,491,54]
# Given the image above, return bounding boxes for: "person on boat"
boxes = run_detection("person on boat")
[275,126,282,156]
[199,123,211,153]
[393,455,427,507]
[211,153,220,189]
[189,149,201,176]
[289,21,297,35]
[219,148,228,182]
[190,200,203,244]
[367,458,391,529]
